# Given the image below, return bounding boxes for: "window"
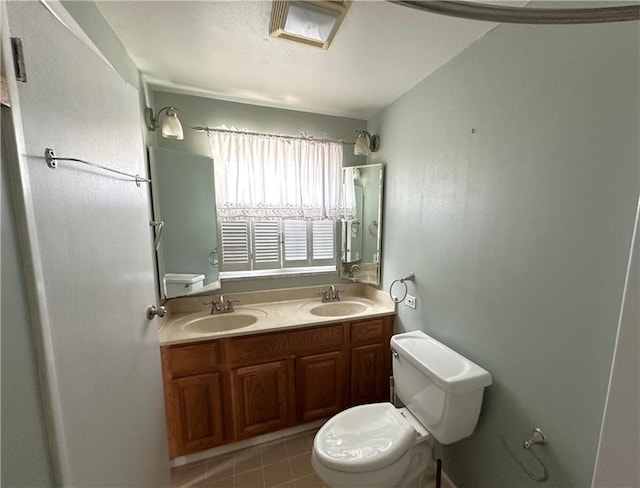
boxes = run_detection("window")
[219,219,336,276]
[209,127,344,278]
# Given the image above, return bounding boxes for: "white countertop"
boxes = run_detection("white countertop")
[158,283,396,346]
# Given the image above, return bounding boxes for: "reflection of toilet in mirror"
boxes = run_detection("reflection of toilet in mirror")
[164,273,204,298]
[311,331,492,488]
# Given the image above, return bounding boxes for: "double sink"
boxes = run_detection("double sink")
[159,289,393,345]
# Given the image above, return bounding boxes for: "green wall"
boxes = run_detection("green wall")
[369,20,639,487]
[152,90,366,293]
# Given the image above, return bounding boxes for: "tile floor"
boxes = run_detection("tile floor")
[172,429,330,488]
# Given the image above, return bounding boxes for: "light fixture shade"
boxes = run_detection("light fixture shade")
[270,1,351,50]
[354,132,369,156]
[161,110,184,140]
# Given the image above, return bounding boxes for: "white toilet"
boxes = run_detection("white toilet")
[164,273,205,298]
[311,330,492,488]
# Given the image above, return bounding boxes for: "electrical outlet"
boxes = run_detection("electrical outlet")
[405,295,417,309]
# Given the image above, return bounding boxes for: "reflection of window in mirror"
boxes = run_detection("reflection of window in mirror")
[210,129,344,278]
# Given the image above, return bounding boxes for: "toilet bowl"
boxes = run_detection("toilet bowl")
[312,331,492,488]
[311,402,432,488]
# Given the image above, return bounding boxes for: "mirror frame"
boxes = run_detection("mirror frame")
[340,163,384,286]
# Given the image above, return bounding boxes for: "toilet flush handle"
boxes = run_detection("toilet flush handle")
[391,349,399,359]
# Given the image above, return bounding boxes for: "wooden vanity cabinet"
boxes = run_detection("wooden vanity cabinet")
[350,318,394,406]
[296,350,346,422]
[231,359,294,439]
[225,323,346,439]
[160,341,227,458]
[160,314,394,458]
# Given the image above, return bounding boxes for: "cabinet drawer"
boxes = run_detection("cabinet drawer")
[289,324,344,355]
[162,341,221,379]
[226,324,345,366]
[226,332,290,366]
[350,318,387,346]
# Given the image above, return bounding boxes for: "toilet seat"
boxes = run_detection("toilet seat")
[313,403,416,473]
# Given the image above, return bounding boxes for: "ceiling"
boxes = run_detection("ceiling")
[96,1,523,120]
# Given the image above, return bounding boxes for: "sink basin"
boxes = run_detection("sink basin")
[176,311,265,335]
[302,299,373,318]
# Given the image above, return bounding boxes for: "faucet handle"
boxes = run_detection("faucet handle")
[224,298,240,311]
[317,290,331,302]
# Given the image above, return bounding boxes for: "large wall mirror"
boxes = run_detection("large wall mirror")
[149,147,221,299]
[340,163,384,286]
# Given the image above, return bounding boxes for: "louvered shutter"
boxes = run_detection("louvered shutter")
[220,220,250,271]
[283,220,308,267]
[312,220,335,265]
[253,220,281,270]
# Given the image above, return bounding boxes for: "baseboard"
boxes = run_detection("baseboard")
[170,419,326,467]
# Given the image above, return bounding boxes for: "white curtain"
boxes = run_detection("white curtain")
[342,166,357,219]
[209,127,344,220]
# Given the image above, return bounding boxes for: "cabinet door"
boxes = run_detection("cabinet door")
[232,360,291,439]
[351,343,388,405]
[296,351,345,422]
[165,372,224,458]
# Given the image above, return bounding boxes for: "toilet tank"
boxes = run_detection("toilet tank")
[390,331,492,444]
[164,273,205,298]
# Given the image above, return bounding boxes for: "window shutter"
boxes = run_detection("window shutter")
[253,220,281,269]
[312,220,335,261]
[219,218,336,275]
[283,220,308,264]
[220,220,250,271]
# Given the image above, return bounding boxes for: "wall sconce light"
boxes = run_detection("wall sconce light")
[270,1,352,50]
[354,130,380,156]
[144,106,184,140]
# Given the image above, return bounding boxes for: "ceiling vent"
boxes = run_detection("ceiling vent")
[270,1,352,50]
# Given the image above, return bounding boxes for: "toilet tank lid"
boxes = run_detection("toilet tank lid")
[164,273,205,284]
[391,331,492,394]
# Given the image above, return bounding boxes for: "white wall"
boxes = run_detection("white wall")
[1,106,54,487]
[5,2,170,485]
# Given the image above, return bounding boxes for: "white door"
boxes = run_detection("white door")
[5,2,170,486]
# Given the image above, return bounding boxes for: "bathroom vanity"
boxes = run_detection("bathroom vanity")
[159,285,395,458]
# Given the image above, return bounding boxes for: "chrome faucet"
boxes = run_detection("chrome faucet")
[318,285,343,302]
[204,294,239,314]
[348,264,361,278]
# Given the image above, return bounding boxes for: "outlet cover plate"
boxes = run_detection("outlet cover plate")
[405,295,416,309]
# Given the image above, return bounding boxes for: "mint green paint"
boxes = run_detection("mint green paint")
[151,147,219,288]
[153,90,367,161]
[369,21,639,487]
[153,90,367,293]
